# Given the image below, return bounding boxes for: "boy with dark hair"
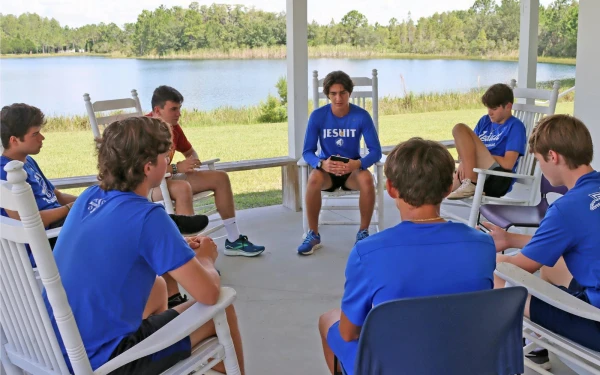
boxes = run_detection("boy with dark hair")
[0,103,76,234]
[484,114,600,368]
[318,138,496,374]
[44,116,245,374]
[0,103,209,244]
[299,70,383,255]
[148,85,265,258]
[448,83,527,199]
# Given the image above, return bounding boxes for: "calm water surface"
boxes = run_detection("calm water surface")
[0,56,575,115]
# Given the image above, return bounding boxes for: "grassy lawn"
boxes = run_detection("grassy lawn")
[35,102,574,210]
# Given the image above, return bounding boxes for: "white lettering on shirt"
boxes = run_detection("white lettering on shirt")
[323,129,357,139]
[590,191,600,211]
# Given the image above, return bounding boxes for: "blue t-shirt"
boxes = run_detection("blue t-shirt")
[43,186,195,371]
[302,104,382,170]
[521,171,600,309]
[329,221,496,374]
[0,155,61,217]
[474,115,527,173]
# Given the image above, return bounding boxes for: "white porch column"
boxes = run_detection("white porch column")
[286,0,308,159]
[518,0,539,89]
[284,0,308,210]
[574,1,600,170]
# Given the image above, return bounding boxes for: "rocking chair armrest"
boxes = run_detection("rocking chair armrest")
[297,157,309,167]
[472,168,534,180]
[94,287,237,375]
[495,263,600,322]
[46,227,61,239]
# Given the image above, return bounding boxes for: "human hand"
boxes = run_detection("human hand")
[177,158,202,173]
[187,235,218,263]
[477,222,511,253]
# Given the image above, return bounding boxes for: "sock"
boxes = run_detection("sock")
[223,217,241,242]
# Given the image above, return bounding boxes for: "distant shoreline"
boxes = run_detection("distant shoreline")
[0,48,576,66]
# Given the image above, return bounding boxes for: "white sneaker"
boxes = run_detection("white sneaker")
[447,179,476,200]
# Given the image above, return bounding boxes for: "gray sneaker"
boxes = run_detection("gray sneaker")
[447,179,476,200]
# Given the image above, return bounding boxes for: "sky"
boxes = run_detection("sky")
[2,0,556,29]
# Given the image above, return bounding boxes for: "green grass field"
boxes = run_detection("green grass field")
[35,102,574,210]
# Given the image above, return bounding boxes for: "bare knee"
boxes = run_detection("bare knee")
[215,170,231,186]
[318,308,341,337]
[308,170,326,191]
[170,180,193,199]
[452,123,471,138]
[357,171,374,191]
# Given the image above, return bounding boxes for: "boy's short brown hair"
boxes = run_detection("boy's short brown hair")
[1,103,46,149]
[529,114,593,169]
[97,116,172,191]
[481,83,514,108]
[384,137,455,207]
[322,71,354,96]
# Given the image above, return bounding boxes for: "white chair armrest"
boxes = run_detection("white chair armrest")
[94,287,237,375]
[297,157,309,167]
[473,168,536,184]
[375,154,387,166]
[495,263,600,322]
[473,168,535,180]
[46,227,61,239]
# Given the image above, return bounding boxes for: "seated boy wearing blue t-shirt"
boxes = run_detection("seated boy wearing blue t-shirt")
[448,83,527,199]
[43,117,245,375]
[0,104,77,246]
[299,70,382,255]
[318,138,496,375]
[484,115,600,368]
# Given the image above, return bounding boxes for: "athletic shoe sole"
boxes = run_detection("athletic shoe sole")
[298,243,322,256]
[224,248,265,257]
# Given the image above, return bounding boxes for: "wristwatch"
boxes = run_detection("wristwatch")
[317,160,323,169]
[171,163,178,174]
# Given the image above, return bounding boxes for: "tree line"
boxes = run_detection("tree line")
[0,0,578,58]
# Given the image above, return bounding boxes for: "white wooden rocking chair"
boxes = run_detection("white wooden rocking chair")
[0,160,240,375]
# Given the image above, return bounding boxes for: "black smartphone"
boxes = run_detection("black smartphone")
[330,155,350,163]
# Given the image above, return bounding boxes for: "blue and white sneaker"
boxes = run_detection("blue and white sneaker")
[355,229,369,244]
[297,230,321,255]
[224,235,265,257]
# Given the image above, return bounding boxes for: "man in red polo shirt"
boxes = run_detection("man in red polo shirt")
[148,86,265,259]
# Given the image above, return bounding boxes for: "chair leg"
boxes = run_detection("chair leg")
[468,173,487,227]
[376,165,384,232]
[301,166,309,235]
[213,311,241,375]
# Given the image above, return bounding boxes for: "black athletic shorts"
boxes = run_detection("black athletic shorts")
[530,278,600,352]
[47,217,66,249]
[323,173,352,192]
[107,309,192,374]
[483,165,513,198]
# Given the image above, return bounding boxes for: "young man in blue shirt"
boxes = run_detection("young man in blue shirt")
[44,116,245,374]
[299,71,382,255]
[0,104,209,249]
[448,83,527,199]
[484,114,600,369]
[318,138,496,375]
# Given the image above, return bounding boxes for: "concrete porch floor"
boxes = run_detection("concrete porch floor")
[210,192,577,375]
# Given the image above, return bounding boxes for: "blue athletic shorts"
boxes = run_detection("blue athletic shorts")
[327,320,358,375]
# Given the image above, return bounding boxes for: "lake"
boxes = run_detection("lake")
[0,56,575,116]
